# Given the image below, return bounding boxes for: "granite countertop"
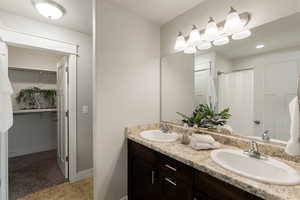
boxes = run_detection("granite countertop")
[126,124,300,200]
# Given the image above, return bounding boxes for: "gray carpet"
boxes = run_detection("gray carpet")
[9,150,68,200]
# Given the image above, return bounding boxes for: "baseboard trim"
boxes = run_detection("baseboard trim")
[120,196,128,200]
[70,168,93,182]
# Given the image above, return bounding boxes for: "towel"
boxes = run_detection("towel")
[219,125,233,135]
[190,134,215,144]
[190,141,221,150]
[0,41,13,133]
[189,134,220,150]
[285,96,300,156]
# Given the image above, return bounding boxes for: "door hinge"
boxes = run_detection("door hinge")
[66,156,69,162]
[65,110,69,117]
[65,66,69,72]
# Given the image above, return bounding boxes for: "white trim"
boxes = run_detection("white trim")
[68,54,77,182]
[120,196,128,200]
[70,168,93,183]
[0,28,77,55]
[0,26,79,200]
[1,132,8,200]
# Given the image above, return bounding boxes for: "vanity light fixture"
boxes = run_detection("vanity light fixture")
[213,36,230,46]
[32,0,66,20]
[175,7,251,54]
[184,45,197,54]
[224,7,244,34]
[256,44,265,49]
[187,25,202,46]
[174,32,187,51]
[232,29,252,40]
[197,41,212,50]
[204,17,220,42]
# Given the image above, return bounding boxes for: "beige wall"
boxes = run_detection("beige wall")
[0,10,93,172]
[161,0,300,56]
[94,0,160,199]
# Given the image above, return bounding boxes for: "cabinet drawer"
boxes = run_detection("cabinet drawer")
[195,171,263,200]
[160,171,194,200]
[159,153,194,185]
[128,140,157,165]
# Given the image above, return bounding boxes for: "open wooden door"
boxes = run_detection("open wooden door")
[57,56,69,179]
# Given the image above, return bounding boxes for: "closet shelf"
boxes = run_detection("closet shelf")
[13,109,57,115]
[9,66,57,73]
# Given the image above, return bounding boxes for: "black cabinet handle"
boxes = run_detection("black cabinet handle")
[165,177,177,186]
[165,164,177,172]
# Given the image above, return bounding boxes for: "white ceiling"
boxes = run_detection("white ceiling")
[0,0,92,34]
[108,0,206,24]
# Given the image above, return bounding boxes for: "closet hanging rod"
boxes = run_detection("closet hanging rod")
[8,66,57,73]
[218,67,253,75]
[194,68,210,72]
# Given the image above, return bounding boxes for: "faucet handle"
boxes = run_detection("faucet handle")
[250,140,258,152]
[262,130,270,142]
[244,140,268,160]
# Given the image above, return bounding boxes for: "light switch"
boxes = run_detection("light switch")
[82,105,89,114]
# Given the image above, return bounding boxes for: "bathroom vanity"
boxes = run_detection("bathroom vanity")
[128,140,262,200]
[126,123,300,200]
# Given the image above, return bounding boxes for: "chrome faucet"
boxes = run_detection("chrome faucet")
[262,130,270,142]
[244,140,267,159]
[160,124,170,133]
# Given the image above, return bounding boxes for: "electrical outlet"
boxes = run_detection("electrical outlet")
[82,105,88,114]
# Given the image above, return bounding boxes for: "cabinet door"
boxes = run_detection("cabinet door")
[160,173,193,200]
[131,157,160,200]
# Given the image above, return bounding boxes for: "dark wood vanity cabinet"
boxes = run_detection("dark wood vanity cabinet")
[128,141,160,200]
[194,171,263,200]
[128,140,263,200]
[159,154,194,200]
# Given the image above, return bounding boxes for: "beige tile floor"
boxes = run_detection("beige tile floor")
[17,178,93,200]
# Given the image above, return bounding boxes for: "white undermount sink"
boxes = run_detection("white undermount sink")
[211,149,300,185]
[139,130,178,142]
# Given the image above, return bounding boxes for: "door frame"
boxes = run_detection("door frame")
[0,26,78,200]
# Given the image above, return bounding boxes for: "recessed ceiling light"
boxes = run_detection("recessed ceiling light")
[32,0,66,20]
[256,44,265,49]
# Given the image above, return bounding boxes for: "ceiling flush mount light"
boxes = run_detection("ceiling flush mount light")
[187,25,202,46]
[32,0,66,20]
[174,32,187,51]
[175,7,251,53]
[205,17,219,42]
[224,7,244,34]
[256,44,265,49]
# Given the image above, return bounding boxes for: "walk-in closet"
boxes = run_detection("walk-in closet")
[7,46,67,200]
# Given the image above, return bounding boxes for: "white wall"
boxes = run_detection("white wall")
[161,0,300,56]
[94,0,160,199]
[8,46,62,71]
[161,53,194,121]
[8,113,57,158]
[0,10,93,172]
